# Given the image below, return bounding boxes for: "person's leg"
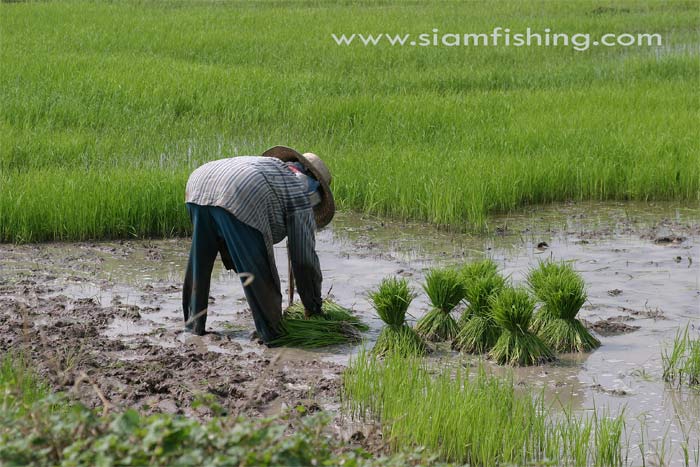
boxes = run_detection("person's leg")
[209,207,283,343]
[182,203,219,335]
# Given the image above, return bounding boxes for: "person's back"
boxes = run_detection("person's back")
[186,156,311,251]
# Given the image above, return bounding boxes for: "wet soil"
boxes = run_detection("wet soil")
[1,201,699,463]
[1,290,341,420]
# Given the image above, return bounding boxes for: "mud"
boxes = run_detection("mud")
[1,291,341,420]
[1,200,699,464]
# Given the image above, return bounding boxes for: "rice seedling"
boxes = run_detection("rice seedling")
[284,299,369,332]
[343,349,626,465]
[489,287,554,366]
[527,259,565,332]
[453,260,506,353]
[369,277,427,357]
[415,268,465,341]
[528,260,601,352]
[268,318,361,349]
[458,259,504,321]
[662,324,700,387]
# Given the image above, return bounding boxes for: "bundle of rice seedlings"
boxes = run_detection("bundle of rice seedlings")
[453,260,506,353]
[284,299,369,332]
[526,260,563,333]
[415,268,465,341]
[489,287,554,366]
[458,259,505,322]
[269,318,361,349]
[369,277,427,357]
[527,261,600,352]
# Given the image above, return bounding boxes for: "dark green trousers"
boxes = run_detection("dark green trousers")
[182,203,282,342]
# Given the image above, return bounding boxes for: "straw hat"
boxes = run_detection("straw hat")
[261,145,335,229]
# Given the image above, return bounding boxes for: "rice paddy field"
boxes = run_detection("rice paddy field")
[1,0,699,241]
[1,0,700,466]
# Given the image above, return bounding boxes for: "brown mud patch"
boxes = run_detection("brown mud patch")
[1,290,342,420]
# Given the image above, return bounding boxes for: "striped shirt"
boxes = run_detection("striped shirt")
[185,156,322,312]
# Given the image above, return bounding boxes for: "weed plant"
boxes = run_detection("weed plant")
[369,277,427,357]
[415,268,465,341]
[528,261,600,352]
[489,287,555,366]
[454,260,505,353]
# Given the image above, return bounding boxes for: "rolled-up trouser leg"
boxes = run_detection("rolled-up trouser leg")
[182,203,219,335]
[209,207,283,343]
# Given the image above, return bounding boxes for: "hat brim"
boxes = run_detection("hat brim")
[261,146,335,229]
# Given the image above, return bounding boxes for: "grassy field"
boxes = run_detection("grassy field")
[1,0,698,242]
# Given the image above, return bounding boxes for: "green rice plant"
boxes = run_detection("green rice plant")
[459,259,505,321]
[268,318,361,349]
[489,287,554,366]
[527,259,566,332]
[369,277,427,357]
[284,299,369,332]
[373,324,429,358]
[453,260,506,353]
[2,2,698,242]
[415,268,465,341]
[528,260,600,352]
[343,349,626,466]
[662,324,700,387]
[685,339,700,386]
[592,408,626,467]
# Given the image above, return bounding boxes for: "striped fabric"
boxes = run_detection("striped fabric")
[185,156,322,305]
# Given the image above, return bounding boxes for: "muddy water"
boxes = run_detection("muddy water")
[1,201,698,464]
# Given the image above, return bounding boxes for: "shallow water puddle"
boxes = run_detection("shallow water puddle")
[1,201,698,464]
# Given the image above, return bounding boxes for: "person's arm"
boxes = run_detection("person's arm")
[287,209,323,315]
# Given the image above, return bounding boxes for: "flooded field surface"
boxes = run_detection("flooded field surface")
[1,201,699,464]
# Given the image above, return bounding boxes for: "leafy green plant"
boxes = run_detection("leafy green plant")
[489,287,554,366]
[527,260,600,352]
[453,260,505,353]
[369,277,427,357]
[415,268,465,341]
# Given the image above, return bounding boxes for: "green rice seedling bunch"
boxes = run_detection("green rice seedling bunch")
[453,260,506,353]
[528,261,600,352]
[415,268,465,341]
[285,299,369,332]
[370,277,427,357]
[489,287,554,366]
[269,318,362,349]
[526,260,563,332]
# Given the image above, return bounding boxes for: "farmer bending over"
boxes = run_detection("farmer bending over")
[182,146,335,344]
